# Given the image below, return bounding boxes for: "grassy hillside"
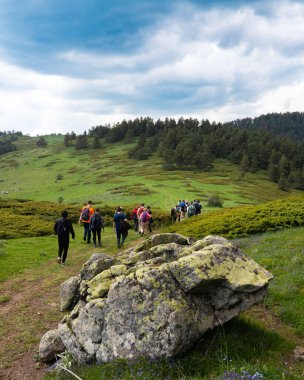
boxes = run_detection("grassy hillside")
[0,134,300,210]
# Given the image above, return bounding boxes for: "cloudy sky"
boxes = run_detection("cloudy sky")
[0,0,304,135]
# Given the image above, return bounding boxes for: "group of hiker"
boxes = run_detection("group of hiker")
[53,201,154,264]
[171,199,202,222]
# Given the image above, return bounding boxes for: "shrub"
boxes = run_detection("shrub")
[207,194,223,207]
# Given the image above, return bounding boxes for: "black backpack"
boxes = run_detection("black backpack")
[91,214,103,230]
[57,219,69,238]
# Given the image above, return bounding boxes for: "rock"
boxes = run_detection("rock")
[60,276,81,312]
[294,346,304,361]
[40,233,273,364]
[80,254,117,281]
[39,329,65,362]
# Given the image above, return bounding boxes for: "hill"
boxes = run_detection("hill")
[0,133,301,210]
[225,112,304,141]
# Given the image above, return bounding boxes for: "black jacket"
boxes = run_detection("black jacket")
[54,217,75,241]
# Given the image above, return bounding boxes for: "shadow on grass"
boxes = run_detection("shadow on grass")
[46,317,296,380]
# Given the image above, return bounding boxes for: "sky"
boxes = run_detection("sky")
[0,0,304,135]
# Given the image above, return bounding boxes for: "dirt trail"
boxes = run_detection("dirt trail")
[0,257,84,380]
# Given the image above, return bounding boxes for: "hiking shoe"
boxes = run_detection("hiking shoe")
[61,262,65,265]
[57,257,61,264]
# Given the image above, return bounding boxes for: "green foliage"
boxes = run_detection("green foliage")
[36,136,48,148]
[75,134,89,150]
[167,196,304,238]
[207,194,223,207]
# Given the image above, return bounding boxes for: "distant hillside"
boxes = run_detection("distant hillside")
[0,134,296,208]
[2,112,304,196]
[224,112,304,141]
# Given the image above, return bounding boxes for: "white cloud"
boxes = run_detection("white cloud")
[2,0,304,134]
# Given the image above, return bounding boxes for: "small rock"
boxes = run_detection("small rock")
[39,329,65,362]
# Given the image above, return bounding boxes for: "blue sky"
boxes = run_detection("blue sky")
[0,0,304,135]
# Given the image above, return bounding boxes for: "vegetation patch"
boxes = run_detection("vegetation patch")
[168,196,304,238]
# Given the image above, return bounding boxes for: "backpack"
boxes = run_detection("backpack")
[81,207,90,221]
[57,220,68,238]
[91,214,103,230]
[188,205,196,216]
[141,211,148,222]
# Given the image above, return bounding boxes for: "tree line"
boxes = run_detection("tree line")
[83,115,304,191]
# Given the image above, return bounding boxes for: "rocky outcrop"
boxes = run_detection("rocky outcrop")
[40,233,273,364]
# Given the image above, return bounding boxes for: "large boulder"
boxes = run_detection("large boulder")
[40,234,273,364]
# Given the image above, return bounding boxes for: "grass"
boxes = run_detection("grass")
[234,227,304,337]
[1,134,304,379]
[0,135,300,210]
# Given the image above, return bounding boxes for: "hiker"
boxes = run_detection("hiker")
[139,207,150,235]
[54,210,75,265]
[187,201,196,217]
[113,207,127,248]
[194,200,202,215]
[179,200,186,219]
[171,207,177,222]
[90,208,104,248]
[147,205,153,232]
[79,201,94,244]
[131,206,139,231]
[175,204,181,222]
[137,203,145,234]
[121,219,132,242]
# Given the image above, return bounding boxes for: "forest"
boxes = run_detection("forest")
[3,112,304,191]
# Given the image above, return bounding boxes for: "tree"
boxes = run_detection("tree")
[93,137,101,149]
[75,134,89,150]
[36,136,47,148]
[63,133,71,147]
[240,154,250,173]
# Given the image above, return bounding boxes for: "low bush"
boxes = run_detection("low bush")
[167,196,304,239]
[207,194,223,207]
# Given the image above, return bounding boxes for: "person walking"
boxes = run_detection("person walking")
[90,208,104,247]
[139,208,150,235]
[147,206,153,232]
[131,206,139,231]
[137,203,145,234]
[54,210,75,265]
[79,201,94,244]
[113,207,127,248]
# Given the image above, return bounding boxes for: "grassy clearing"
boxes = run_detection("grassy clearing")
[0,136,299,210]
[234,227,304,337]
[0,224,143,282]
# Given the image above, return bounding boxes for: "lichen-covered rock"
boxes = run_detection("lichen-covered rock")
[40,233,273,364]
[39,329,65,362]
[60,275,81,312]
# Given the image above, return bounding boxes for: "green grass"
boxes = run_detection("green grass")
[0,135,300,210]
[234,227,304,336]
[0,224,143,282]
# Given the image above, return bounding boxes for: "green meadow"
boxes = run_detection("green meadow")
[0,134,304,379]
[0,134,299,210]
